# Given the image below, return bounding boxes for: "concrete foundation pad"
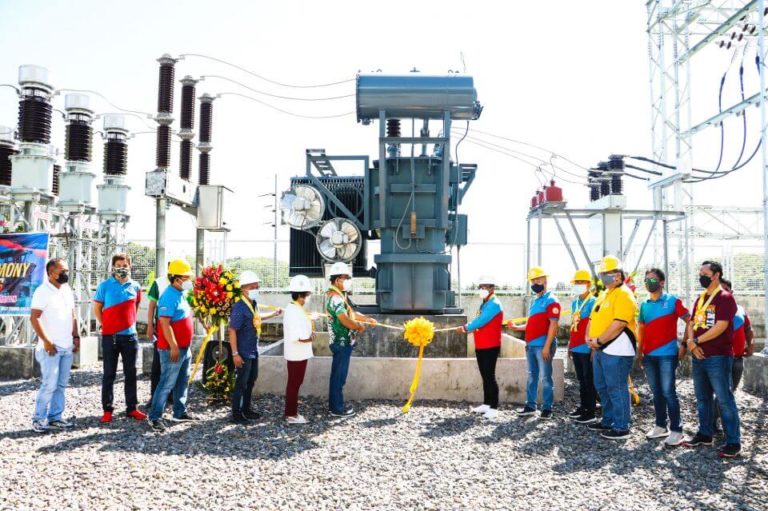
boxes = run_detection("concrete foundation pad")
[467,333,527,359]
[255,355,564,404]
[0,345,39,379]
[73,336,98,369]
[744,353,768,396]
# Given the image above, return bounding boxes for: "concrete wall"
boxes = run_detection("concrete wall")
[743,353,768,396]
[255,355,564,405]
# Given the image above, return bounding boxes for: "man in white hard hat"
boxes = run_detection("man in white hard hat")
[325,262,375,417]
[228,270,282,424]
[282,274,314,425]
[456,274,504,420]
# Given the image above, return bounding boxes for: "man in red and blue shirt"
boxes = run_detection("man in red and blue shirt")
[568,270,597,424]
[148,259,196,432]
[637,268,689,446]
[93,253,145,423]
[510,266,560,419]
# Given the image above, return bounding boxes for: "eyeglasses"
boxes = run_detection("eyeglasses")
[644,278,660,284]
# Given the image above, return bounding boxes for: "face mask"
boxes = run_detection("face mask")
[342,279,353,292]
[600,273,615,287]
[699,275,712,288]
[478,289,490,300]
[181,279,193,291]
[248,289,260,301]
[573,284,588,295]
[113,268,130,280]
[645,282,661,293]
[56,272,69,284]
[303,295,311,305]
[531,283,545,294]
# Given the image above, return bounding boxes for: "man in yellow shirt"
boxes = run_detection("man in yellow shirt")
[585,255,638,440]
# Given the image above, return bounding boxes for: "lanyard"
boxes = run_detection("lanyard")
[693,285,721,329]
[327,286,356,320]
[292,300,314,333]
[571,295,591,331]
[240,297,262,336]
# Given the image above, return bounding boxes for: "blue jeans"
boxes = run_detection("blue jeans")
[593,350,634,431]
[525,343,556,411]
[33,346,73,423]
[329,344,353,413]
[231,357,258,415]
[644,355,681,432]
[692,356,741,445]
[149,348,191,421]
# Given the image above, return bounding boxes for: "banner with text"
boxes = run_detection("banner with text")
[0,233,50,316]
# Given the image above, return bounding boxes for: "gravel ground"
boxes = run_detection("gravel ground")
[0,368,766,511]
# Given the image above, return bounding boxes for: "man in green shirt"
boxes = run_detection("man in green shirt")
[325,262,375,417]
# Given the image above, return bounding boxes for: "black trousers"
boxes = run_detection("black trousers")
[476,347,500,409]
[102,334,139,413]
[150,341,172,405]
[232,357,259,415]
[572,351,597,414]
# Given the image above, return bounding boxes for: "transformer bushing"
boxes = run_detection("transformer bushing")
[98,114,131,218]
[197,93,214,185]
[0,126,18,187]
[58,93,97,209]
[179,76,197,181]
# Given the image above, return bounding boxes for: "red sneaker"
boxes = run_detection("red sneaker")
[100,411,113,423]
[127,409,147,421]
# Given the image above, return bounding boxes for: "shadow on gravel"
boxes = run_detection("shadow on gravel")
[28,394,377,462]
[419,416,476,438]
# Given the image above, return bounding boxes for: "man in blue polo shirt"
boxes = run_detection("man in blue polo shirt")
[93,253,144,423]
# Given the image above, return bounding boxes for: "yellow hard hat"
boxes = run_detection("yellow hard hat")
[527,266,548,281]
[598,255,623,273]
[572,269,592,283]
[168,259,194,277]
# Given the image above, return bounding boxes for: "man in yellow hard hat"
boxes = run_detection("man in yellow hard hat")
[567,269,598,424]
[149,259,196,432]
[509,266,560,419]
[585,255,638,440]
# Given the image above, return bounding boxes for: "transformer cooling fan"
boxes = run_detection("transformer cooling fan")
[315,217,363,262]
[280,184,325,230]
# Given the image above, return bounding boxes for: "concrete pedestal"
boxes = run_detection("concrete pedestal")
[0,345,39,379]
[743,353,768,396]
[255,355,564,404]
[73,336,99,368]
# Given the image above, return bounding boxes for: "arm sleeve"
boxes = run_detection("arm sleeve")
[147,281,159,302]
[675,298,690,319]
[329,295,346,317]
[466,300,502,332]
[547,301,561,321]
[715,294,737,322]
[613,290,637,323]
[637,303,646,325]
[157,291,178,318]
[583,298,596,319]
[30,287,47,311]
[229,302,245,329]
[93,282,105,303]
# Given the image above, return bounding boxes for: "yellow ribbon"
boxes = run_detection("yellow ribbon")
[240,297,262,337]
[401,344,425,413]
[188,322,220,384]
[693,285,721,330]
[503,309,572,327]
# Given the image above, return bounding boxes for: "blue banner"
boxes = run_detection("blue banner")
[0,233,50,316]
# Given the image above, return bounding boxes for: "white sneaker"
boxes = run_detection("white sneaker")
[32,420,50,433]
[471,404,490,414]
[286,415,308,425]
[483,408,499,421]
[645,426,669,439]
[664,431,684,447]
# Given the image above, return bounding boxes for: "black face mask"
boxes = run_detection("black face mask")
[113,268,130,279]
[57,271,69,284]
[646,282,661,293]
[531,283,545,294]
[699,275,712,288]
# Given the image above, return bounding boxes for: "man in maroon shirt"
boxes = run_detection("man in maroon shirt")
[683,261,741,458]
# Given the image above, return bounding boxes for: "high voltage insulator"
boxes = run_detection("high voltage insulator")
[199,152,210,185]
[180,77,197,130]
[52,164,60,195]
[103,115,129,176]
[0,130,17,186]
[157,55,176,114]
[156,125,171,168]
[199,96,213,143]
[180,139,192,180]
[18,96,52,144]
[64,94,94,163]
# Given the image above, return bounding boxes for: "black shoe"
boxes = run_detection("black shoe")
[516,406,536,416]
[149,420,166,432]
[713,427,724,438]
[230,414,249,425]
[575,413,598,424]
[329,408,355,417]
[540,410,553,420]
[588,422,612,431]
[601,429,631,440]
[683,433,714,448]
[243,410,261,420]
[171,413,198,423]
[568,407,584,419]
[719,443,741,458]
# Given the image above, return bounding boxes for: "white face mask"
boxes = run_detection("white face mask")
[248,289,260,301]
[478,289,490,300]
[303,295,311,305]
[342,279,353,292]
[181,280,193,291]
[573,284,588,295]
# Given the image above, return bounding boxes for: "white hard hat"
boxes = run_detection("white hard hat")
[239,270,260,286]
[328,262,352,277]
[289,275,312,292]
[478,274,496,285]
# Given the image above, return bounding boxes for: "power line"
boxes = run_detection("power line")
[217,91,355,119]
[201,75,354,101]
[178,53,356,89]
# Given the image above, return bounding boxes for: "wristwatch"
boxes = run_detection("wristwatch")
[233,351,239,356]
[693,337,700,346]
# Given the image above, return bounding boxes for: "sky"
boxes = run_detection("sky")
[0,0,764,286]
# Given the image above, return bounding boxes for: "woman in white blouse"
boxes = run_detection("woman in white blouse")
[283,275,314,424]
